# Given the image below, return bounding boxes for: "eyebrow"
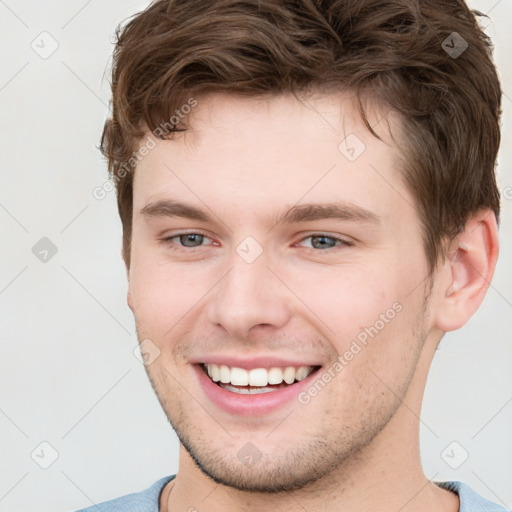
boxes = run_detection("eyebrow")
[140,200,212,222]
[139,199,381,226]
[275,202,381,225]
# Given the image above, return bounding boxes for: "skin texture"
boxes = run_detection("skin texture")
[125,92,498,511]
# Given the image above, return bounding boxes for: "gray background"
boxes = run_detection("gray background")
[0,1,511,510]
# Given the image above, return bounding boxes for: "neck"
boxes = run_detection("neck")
[161,338,459,512]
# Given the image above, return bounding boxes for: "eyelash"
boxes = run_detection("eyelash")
[161,232,353,253]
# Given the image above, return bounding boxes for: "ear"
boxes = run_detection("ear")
[121,244,130,275]
[434,209,499,332]
[127,288,134,311]
[121,245,134,311]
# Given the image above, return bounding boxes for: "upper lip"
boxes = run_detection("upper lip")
[191,355,323,370]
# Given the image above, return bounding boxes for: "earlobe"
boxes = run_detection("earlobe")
[434,210,499,332]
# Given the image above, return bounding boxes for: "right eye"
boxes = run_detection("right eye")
[162,232,214,250]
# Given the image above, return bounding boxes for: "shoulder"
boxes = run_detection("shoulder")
[437,481,510,512]
[72,475,176,512]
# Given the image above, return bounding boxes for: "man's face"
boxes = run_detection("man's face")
[128,92,435,492]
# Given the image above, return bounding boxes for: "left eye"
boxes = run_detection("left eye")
[297,234,350,250]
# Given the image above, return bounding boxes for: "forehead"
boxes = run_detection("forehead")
[167,91,400,164]
[132,91,413,227]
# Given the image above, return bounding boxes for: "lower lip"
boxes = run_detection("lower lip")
[193,364,321,416]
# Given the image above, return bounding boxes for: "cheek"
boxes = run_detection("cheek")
[290,264,397,337]
[128,251,214,339]
[290,262,420,373]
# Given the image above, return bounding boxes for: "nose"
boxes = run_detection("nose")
[206,250,293,340]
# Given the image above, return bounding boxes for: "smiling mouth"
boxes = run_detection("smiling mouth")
[199,363,322,394]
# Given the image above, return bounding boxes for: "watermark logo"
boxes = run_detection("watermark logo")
[236,236,263,264]
[133,338,161,366]
[32,237,58,263]
[237,442,262,467]
[31,31,59,59]
[31,441,59,469]
[440,441,469,469]
[338,134,366,162]
[442,32,468,59]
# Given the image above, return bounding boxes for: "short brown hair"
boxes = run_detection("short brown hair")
[100,0,501,271]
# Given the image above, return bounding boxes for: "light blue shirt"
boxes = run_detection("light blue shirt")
[73,475,510,512]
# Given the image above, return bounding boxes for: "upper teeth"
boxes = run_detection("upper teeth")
[204,363,315,386]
